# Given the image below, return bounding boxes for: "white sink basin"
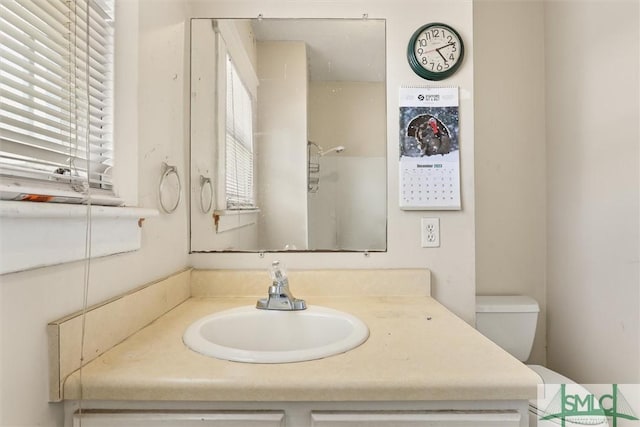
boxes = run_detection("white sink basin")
[183,305,369,363]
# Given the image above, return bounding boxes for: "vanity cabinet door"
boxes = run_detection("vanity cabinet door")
[72,411,285,427]
[311,411,521,427]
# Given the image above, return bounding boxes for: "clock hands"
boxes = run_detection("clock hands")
[438,42,456,50]
[423,42,456,64]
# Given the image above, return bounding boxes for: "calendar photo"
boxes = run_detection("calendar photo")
[399,87,461,210]
[400,109,459,158]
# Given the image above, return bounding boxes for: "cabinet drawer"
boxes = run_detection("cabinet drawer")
[311,411,521,427]
[72,411,285,427]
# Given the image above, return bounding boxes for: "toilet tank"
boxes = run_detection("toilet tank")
[475,296,539,362]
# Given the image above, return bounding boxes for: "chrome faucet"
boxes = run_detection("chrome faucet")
[256,261,307,311]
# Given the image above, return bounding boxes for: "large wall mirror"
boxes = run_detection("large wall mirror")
[190,18,387,252]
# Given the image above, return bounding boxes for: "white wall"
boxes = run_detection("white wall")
[0,1,191,425]
[257,41,309,250]
[545,0,640,384]
[190,0,477,325]
[190,18,220,250]
[473,1,547,365]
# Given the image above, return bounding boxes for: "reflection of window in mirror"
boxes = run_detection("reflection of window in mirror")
[224,55,256,210]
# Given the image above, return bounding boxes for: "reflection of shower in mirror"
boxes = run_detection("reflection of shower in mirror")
[308,141,346,156]
[320,145,345,156]
[307,142,346,193]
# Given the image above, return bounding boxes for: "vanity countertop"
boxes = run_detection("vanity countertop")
[62,290,540,402]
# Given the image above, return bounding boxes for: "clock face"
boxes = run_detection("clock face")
[408,23,464,80]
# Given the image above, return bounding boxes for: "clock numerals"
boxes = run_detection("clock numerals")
[423,28,446,41]
[421,59,448,72]
[419,29,454,45]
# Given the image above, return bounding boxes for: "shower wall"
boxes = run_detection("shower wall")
[308,156,386,250]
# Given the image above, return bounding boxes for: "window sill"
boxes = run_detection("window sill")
[213,209,259,233]
[0,201,158,274]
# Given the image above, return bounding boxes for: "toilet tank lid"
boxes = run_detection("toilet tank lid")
[476,295,539,313]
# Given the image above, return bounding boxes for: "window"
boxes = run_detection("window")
[0,0,118,205]
[224,55,255,209]
[0,1,152,274]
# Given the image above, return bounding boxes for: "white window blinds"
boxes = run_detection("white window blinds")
[225,55,255,209]
[0,0,116,204]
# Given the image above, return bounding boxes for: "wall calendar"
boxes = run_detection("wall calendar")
[399,86,461,210]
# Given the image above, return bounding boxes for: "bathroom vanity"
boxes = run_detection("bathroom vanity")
[49,269,539,427]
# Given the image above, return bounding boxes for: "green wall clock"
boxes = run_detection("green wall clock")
[407,23,465,81]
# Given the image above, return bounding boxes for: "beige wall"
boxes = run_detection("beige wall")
[6,2,638,427]
[475,0,640,380]
[0,1,192,425]
[308,81,386,158]
[545,0,640,384]
[473,1,547,364]
[190,0,477,326]
[3,2,473,426]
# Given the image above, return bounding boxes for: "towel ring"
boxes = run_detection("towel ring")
[199,175,213,214]
[159,162,181,214]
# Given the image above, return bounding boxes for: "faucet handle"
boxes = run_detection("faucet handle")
[270,260,288,285]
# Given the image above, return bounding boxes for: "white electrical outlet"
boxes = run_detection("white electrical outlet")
[421,217,440,248]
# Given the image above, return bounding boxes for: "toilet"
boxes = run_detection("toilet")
[475,296,609,427]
